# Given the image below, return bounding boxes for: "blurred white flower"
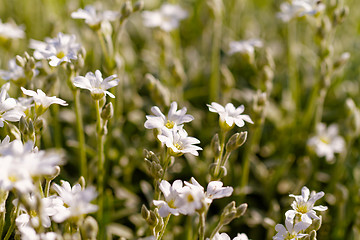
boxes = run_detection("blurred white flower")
[73,70,119,99]
[142,3,188,32]
[153,180,187,217]
[0,84,25,127]
[157,127,202,156]
[285,186,327,225]
[307,123,345,163]
[277,0,325,22]
[51,180,98,223]
[0,58,25,82]
[144,101,194,130]
[228,39,263,55]
[273,217,309,240]
[207,232,249,240]
[71,5,120,28]
[21,87,68,115]
[30,32,81,67]
[187,177,233,205]
[19,226,58,240]
[0,138,64,193]
[208,102,253,130]
[0,19,25,40]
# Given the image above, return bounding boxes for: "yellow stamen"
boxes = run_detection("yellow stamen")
[165,120,175,129]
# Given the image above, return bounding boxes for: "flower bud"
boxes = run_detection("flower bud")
[211,134,221,158]
[19,116,28,134]
[333,52,350,70]
[81,216,98,240]
[133,0,144,12]
[141,205,150,220]
[225,131,248,152]
[309,230,316,240]
[78,176,86,189]
[236,203,248,217]
[101,102,114,120]
[16,55,25,67]
[313,216,322,231]
[28,119,35,135]
[45,166,61,181]
[120,1,133,22]
[148,211,158,226]
[34,118,44,133]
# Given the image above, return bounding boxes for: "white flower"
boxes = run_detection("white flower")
[51,180,98,223]
[142,3,188,32]
[228,39,263,55]
[144,102,194,130]
[273,217,309,240]
[71,5,120,28]
[21,87,68,115]
[178,181,205,215]
[0,139,64,193]
[0,19,25,39]
[157,127,202,156]
[207,232,249,240]
[153,180,187,217]
[19,226,58,240]
[277,0,325,22]
[307,123,345,163]
[0,84,25,127]
[73,70,119,99]
[30,32,81,67]
[207,102,253,130]
[285,186,327,225]
[0,58,25,82]
[188,177,233,205]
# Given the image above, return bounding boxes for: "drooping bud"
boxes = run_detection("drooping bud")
[81,216,99,240]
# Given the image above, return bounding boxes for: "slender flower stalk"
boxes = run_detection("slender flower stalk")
[73,89,87,179]
[95,99,105,237]
[157,214,171,240]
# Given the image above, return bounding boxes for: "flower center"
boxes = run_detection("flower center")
[8,175,17,183]
[296,204,308,214]
[56,51,66,59]
[320,136,329,144]
[174,142,183,150]
[168,199,176,209]
[29,210,38,218]
[284,232,297,240]
[165,120,175,129]
[187,194,194,203]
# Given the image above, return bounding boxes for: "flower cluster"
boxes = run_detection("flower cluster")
[273,186,327,240]
[153,178,233,218]
[0,83,25,127]
[145,102,202,156]
[30,32,81,67]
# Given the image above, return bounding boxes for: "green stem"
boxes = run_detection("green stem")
[38,179,44,198]
[44,179,51,198]
[287,21,299,112]
[209,221,223,239]
[95,100,105,237]
[157,214,171,240]
[209,11,222,102]
[3,202,20,240]
[198,211,206,240]
[96,30,112,70]
[73,89,87,179]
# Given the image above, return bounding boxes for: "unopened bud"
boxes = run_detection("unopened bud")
[313,216,322,231]
[211,134,221,158]
[16,55,25,67]
[19,116,28,134]
[133,1,144,12]
[148,211,158,226]
[81,216,98,240]
[24,52,31,60]
[78,176,86,189]
[333,52,350,70]
[225,131,248,152]
[101,102,114,120]
[309,230,316,240]
[45,166,61,181]
[154,215,164,233]
[121,1,133,21]
[141,205,150,220]
[34,118,44,132]
[28,119,35,135]
[236,203,248,217]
